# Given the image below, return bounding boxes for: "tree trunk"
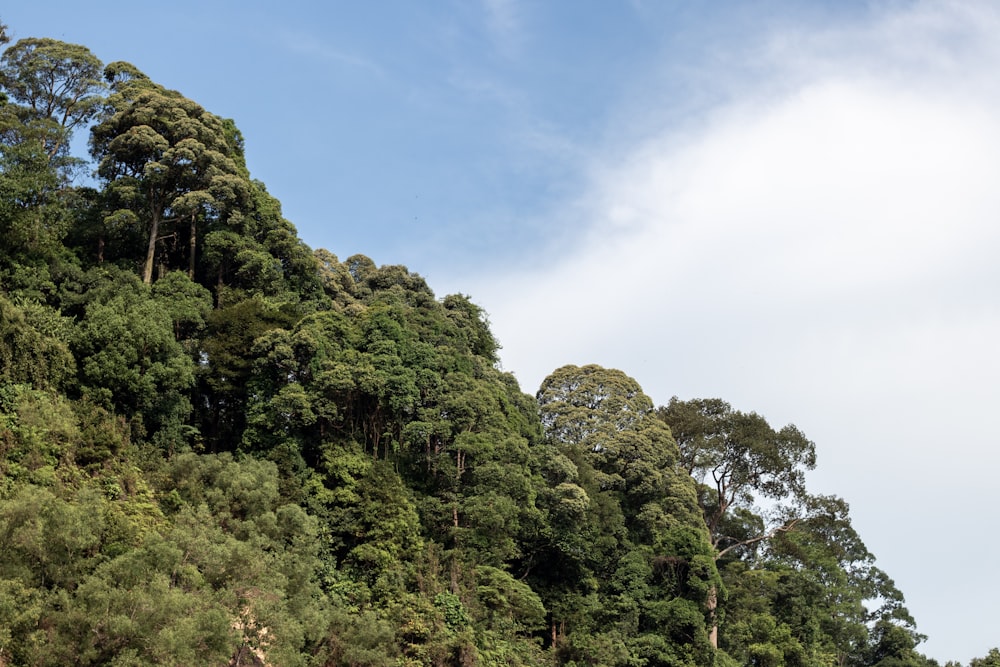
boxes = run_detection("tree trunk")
[707,585,718,649]
[453,450,464,530]
[143,208,160,285]
[188,214,197,279]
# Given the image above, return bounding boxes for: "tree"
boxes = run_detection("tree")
[971,649,1000,667]
[90,64,249,284]
[0,295,75,390]
[656,397,816,651]
[0,104,73,276]
[657,397,816,560]
[0,37,105,160]
[536,365,715,662]
[538,365,701,529]
[70,268,198,446]
[0,38,103,279]
[865,619,931,667]
[713,494,923,666]
[197,296,300,452]
[201,180,325,305]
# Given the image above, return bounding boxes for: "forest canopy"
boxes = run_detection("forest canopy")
[0,20,978,667]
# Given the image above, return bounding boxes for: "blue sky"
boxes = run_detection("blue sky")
[5,2,999,662]
[6,1,871,274]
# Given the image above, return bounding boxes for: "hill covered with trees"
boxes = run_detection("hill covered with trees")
[0,20,979,667]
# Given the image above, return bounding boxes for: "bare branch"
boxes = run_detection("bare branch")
[714,517,803,561]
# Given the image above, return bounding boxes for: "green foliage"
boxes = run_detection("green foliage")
[71,270,197,447]
[0,295,75,389]
[197,294,300,452]
[539,365,702,528]
[534,364,719,664]
[971,649,1000,667]
[90,64,250,285]
[150,270,212,341]
[657,396,816,556]
[1,37,105,158]
[0,124,80,287]
[475,565,546,633]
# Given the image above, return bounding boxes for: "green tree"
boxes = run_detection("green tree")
[0,295,75,390]
[155,452,333,665]
[71,269,197,446]
[90,64,249,284]
[971,649,1000,667]
[714,494,924,666]
[149,269,212,343]
[864,619,930,667]
[201,180,325,305]
[0,38,102,284]
[657,397,816,559]
[536,365,716,664]
[0,37,105,160]
[197,295,300,452]
[538,365,702,533]
[657,398,816,650]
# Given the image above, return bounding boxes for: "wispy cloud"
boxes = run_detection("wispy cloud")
[467,2,1000,662]
[481,0,525,58]
[276,29,385,78]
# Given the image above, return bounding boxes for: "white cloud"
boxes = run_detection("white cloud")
[468,1,1000,662]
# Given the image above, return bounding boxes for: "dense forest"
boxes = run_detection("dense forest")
[0,22,987,667]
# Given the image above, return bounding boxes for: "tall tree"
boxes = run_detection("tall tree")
[536,365,716,662]
[0,38,103,279]
[657,397,816,560]
[90,64,249,284]
[538,365,701,529]
[0,37,105,160]
[70,268,199,447]
[657,397,816,650]
[0,294,75,390]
